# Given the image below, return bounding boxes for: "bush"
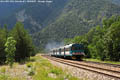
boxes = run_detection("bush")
[26,62,33,68]
[28,67,35,76]
[5,37,16,68]
[50,67,63,75]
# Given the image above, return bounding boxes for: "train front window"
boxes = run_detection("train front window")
[71,45,84,51]
[72,47,79,50]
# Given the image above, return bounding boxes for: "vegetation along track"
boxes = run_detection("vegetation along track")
[42,55,120,79]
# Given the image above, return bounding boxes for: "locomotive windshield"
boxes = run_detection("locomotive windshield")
[71,44,84,51]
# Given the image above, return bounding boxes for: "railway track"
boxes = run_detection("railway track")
[42,55,120,80]
[84,61,120,68]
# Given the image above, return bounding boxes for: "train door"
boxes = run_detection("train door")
[64,47,66,58]
[59,49,61,56]
[56,49,57,56]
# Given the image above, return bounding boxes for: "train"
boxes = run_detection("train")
[50,43,85,60]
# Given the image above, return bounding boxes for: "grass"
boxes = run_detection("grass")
[84,58,120,64]
[32,55,79,80]
[0,54,80,80]
[0,74,26,80]
[0,64,27,80]
[0,74,9,80]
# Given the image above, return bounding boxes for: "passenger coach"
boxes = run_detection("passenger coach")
[50,44,85,60]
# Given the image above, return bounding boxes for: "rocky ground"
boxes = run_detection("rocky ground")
[0,63,33,80]
[48,58,120,80]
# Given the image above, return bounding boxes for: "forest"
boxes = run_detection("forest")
[64,16,120,61]
[0,22,35,65]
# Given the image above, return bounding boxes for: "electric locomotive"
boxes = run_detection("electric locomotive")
[51,43,85,60]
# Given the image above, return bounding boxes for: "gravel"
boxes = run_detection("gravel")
[48,58,120,80]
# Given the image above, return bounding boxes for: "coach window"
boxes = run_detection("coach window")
[59,49,61,53]
[72,47,75,50]
[66,48,69,51]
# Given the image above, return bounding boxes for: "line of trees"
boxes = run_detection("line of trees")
[0,22,36,64]
[64,16,120,61]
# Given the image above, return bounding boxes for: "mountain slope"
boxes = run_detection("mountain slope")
[0,0,68,33]
[111,0,120,5]
[0,3,23,19]
[33,0,120,49]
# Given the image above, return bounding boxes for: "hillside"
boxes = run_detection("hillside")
[0,0,68,33]
[0,3,23,19]
[111,0,120,5]
[33,0,120,49]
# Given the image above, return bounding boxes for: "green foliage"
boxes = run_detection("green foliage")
[0,74,9,80]
[64,38,72,45]
[28,68,35,76]
[27,63,35,76]
[104,21,120,61]
[0,22,36,64]
[50,67,63,75]
[96,39,106,60]
[0,25,8,64]
[0,67,6,74]
[69,16,120,61]
[88,44,97,59]
[89,16,120,61]
[11,22,36,62]
[32,55,79,80]
[5,37,16,67]
[26,62,33,68]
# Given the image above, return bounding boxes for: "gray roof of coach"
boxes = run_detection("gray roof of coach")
[51,43,74,51]
[64,44,73,48]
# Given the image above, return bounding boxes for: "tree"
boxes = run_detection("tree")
[0,27,8,64]
[81,38,91,58]
[5,37,16,67]
[3,24,8,40]
[64,38,72,45]
[88,44,97,59]
[104,21,120,61]
[96,39,106,61]
[11,22,35,62]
